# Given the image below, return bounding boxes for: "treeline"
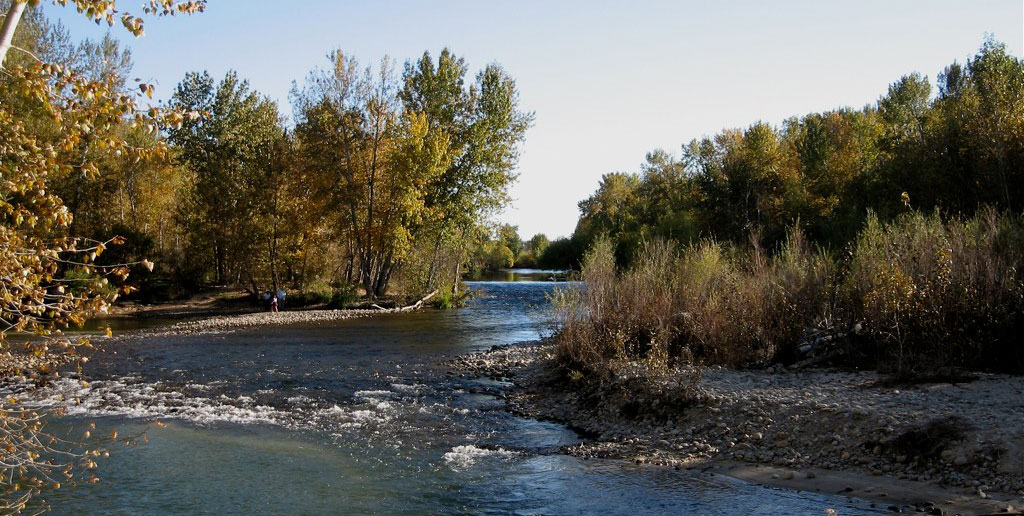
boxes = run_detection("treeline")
[554,39,1024,376]
[467,224,556,271]
[4,6,531,302]
[550,39,1024,268]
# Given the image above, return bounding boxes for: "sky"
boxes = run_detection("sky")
[40,0,1024,239]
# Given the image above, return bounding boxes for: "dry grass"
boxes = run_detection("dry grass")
[553,228,834,373]
[845,208,1024,374]
[554,209,1024,377]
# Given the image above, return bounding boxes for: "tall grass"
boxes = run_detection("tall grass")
[845,209,1024,373]
[553,210,1024,376]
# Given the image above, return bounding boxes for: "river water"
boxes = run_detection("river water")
[19,272,885,515]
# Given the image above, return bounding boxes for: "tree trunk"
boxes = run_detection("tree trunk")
[426,231,443,289]
[269,237,279,293]
[360,251,376,299]
[214,242,226,285]
[397,289,438,312]
[0,1,27,69]
[373,253,396,298]
[269,189,280,293]
[451,261,460,297]
[298,239,309,289]
[450,226,467,297]
[246,272,260,297]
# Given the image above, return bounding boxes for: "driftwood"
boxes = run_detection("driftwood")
[786,322,868,370]
[398,289,439,312]
[789,351,842,370]
[368,289,440,312]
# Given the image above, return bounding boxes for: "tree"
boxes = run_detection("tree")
[496,224,522,263]
[561,39,1024,271]
[293,51,453,297]
[1,1,203,511]
[526,233,549,258]
[574,172,641,264]
[784,109,882,244]
[400,49,533,290]
[934,39,1024,211]
[167,70,283,287]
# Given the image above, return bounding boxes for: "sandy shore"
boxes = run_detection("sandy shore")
[450,342,1024,515]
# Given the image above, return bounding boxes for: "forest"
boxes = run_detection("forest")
[538,38,1024,269]
[2,2,532,311]
[3,0,1024,513]
[550,39,1024,378]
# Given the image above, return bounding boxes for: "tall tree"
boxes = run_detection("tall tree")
[400,49,533,289]
[935,39,1024,211]
[293,51,453,297]
[564,39,1024,270]
[497,223,522,261]
[167,70,283,286]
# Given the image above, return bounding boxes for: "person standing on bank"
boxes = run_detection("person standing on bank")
[276,288,286,310]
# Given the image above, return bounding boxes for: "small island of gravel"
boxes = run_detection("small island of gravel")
[450,341,1024,516]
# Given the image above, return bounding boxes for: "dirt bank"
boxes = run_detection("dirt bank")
[450,342,1024,515]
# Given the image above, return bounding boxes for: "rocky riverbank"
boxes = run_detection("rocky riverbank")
[145,308,389,336]
[99,288,437,338]
[0,348,74,380]
[450,341,1024,515]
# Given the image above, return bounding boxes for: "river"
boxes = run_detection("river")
[18,271,885,515]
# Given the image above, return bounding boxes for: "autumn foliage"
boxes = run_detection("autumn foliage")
[1,1,202,512]
[554,39,1024,379]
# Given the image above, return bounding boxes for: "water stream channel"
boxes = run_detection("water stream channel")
[17,271,885,515]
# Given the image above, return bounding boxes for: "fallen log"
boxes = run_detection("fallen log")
[789,350,842,370]
[398,289,439,312]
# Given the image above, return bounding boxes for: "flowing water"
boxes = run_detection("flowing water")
[14,271,885,515]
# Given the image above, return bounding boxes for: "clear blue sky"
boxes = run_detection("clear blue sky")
[42,0,1024,239]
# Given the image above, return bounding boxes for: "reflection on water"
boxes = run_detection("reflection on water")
[19,281,885,515]
[466,268,573,283]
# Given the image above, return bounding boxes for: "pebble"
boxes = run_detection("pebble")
[450,341,1024,498]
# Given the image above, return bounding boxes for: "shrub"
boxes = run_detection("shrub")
[287,280,333,307]
[432,287,471,309]
[326,283,360,309]
[554,229,836,374]
[674,232,833,367]
[554,209,1024,376]
[844,209,1024,374]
